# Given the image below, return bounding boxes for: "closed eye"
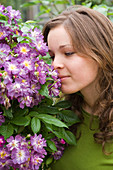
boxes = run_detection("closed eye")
[65,52,75,56]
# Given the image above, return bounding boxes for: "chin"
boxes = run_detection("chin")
[61,88,78,94]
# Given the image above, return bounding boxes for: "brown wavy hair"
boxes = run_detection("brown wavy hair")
[43,5,113,154]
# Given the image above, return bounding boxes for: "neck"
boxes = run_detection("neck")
[81,83,99,114]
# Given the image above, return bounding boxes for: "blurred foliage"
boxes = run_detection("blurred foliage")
[0,0,28,21]
[21,0,113,22]
[0,0,113,23]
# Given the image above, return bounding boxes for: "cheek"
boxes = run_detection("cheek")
[71,58,99,81]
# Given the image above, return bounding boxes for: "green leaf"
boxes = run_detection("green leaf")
[21,26,31,33]
[54,100,72,108]
[60,110,80,126]
[13,107,29,117]
[11,117,28,126]
[24,116,31,126]
[55,0,69,4]
[41,97,53,105]
[60,128,76,145]
[21,1,40,7]
[0,14,7,21]
[29,111,39,117]
[17,36,25,43]
[47,140,57,151]
[46,157,53,165]
[39,84,49,98]
[0,124,14,139]
[37,105,59,115]
[37,114,68,128]
[25,20,39,24]
[31,117,41,134]
[45,123,76,145]
[2,107,13,119]
[93,5,108,16]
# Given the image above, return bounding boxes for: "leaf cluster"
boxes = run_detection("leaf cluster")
[0,98,80,156]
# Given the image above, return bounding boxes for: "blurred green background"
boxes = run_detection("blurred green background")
[0,0,113,24]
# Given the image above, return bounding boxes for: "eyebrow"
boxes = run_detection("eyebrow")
[59,44,72,49]
[48,44,73,52]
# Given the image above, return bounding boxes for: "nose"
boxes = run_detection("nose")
[52,56,64,70]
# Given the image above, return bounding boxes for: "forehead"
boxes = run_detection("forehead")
[47,25,73,49]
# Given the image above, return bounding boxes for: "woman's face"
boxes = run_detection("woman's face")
[47,25,99,94]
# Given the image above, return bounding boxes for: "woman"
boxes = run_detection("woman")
[43,5,113,170]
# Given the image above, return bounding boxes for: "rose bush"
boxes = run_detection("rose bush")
[0,5,79,170]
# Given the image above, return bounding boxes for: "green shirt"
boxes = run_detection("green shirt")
[51,111,113,170]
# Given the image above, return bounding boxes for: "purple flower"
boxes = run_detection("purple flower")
[30,153,43,170]
[21,58,34,71]
[31,39,48,56]
[0,26,11,40]
[18,96,33,109]
[49,69,59,79]
[6,78,23,99]
[2,71,12,85]
[0,136,5,147]
[49,85,60,97]
[0,112,5,126]
[0,147,10,160]
[60,139,66,144]
[0,5,5,12]
[30,134,47,154]
[19,161,30,170]
[0,43,11,55]
[4,97,11,110]
[13,43,31,57]
[29,27,42,39]
[6,135,22,151]
[0,43,11,68]
[11,146,30,164]
[51,137,66,160]
[52,150,64,160]
[0,159,12,169]
[48,81,61,97]
[4,60,20,75]
[6,6,21,24]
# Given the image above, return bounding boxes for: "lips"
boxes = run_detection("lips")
[59,75,68,78]
[59,75,70,81]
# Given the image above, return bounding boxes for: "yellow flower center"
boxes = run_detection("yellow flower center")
[21,47,27,53]
[12,142,16,147]
[18,151,22,157]
[35,63,39,68]
[25,63,29,67]
[3,72,7,76]
[38,141,40,145]
[23,60,30,67]
[16,30,19,35]
[35,71,39,76]
[0,151,6,158]
[22,79,25,83]
[10,65,16,70]
[32,84,35,89]
[0,32,3,37]
[36,159,39,163]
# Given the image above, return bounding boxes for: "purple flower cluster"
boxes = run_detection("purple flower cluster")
[0,5,61,109]
[0,134,47,170]
[51,137,67,160]
[0,5,21,24]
